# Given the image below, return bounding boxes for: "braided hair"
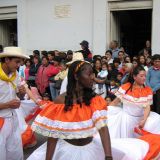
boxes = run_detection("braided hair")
[64,60,96,111]
[125,65,145,94]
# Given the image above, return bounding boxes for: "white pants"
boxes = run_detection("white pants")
[0,114,23,160]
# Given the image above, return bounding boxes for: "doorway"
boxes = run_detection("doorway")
[110,9,152,56]
[0,19,17,47]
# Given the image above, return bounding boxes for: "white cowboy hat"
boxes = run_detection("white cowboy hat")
[0,47,30,59]
[66,52,84,65]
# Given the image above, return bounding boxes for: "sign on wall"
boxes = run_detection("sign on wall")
[54,5,71,18]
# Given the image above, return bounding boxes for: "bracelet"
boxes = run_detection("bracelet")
[105,155,113,160]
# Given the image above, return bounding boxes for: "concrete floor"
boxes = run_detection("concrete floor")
[24,133,47,160]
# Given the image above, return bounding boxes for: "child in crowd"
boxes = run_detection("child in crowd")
[105,96,112,105]
[18,59,26,80]
[97,62,108,94]
[116,72,123,86]
[107,77,118,99]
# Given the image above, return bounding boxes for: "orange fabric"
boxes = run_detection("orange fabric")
[38,96,107,122]
[0,117,4,129]
[120,82,153,98]
[22,125,35,146]
[134,128,160,160]
[25,100,51,123]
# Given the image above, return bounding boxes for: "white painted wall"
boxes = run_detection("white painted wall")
[93,0,107,55]
[25,0,93,54]
[0,0,159,56]
[152,0,160,55]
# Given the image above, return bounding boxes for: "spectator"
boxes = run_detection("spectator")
[124,56,131,63]
[47,51,55,64]
[66,50,73,63]
[97,62,108,95]
[132,59,139,69]
[28,56,41,86]
[109,40,120,59]
[24,59,32,81]
[36,56,57,95]
[113,58,121,70]
[33,50,40,58]
[93,58,102,77]
[29,56,41,76]
[121,63,133,84]
[105,50,113,64]
[18,59,26,80]
[146,54,160,114]
[79,40,92,61]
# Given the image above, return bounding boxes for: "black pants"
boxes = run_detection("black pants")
[153,88,160,114]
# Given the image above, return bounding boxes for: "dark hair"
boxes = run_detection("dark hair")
[53,56,62,63]
[64,61,96,111]
[67,50,73,55]
[132,59,139,65]
[118,50,124,55]
[92,55,101,61]
[152,54,160,61]
[126,65,145,93]
[102,62,108,67]
[41,50,48,56]
[113,40,118,47]
[105,50,112,56]
[47,51,55,56]
[117,72,123,77]
[124,56,131,63]
[80,40,89,48]
[33,50,40,56]
[25,59,32,65]
[138,55,146,65]
[113,58,120,64]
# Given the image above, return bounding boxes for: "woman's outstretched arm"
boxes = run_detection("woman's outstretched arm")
[99,126,112,159]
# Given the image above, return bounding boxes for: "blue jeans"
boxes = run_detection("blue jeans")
[49,83,58,100]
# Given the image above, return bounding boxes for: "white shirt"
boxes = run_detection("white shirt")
[0,72,20,117]
[108,58,113,64]
[60,76,67,94]
[98,70,108,78]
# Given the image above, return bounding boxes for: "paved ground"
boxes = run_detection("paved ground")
[24,133,47,160]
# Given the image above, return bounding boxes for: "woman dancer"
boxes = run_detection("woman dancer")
[108,65,160,138]
[28,61,112,160]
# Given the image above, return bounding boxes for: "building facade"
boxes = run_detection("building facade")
[0,0,159,55]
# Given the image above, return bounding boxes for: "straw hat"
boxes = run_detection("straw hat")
[66,52,84,65]
[0,47,30,59]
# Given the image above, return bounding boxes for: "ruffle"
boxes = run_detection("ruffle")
[115,83,153,108]
[32,96,108,139]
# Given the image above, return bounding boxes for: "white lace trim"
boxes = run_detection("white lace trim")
[115,87,153,107]
[31,110,107,139]
[32,118,107,139]
[34,110,107,130]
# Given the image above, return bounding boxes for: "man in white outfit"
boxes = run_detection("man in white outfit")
[0,47,29,160]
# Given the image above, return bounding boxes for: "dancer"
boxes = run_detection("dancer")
[108,65,160,138]
[28,60,112,160]
[0,47,29,160]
